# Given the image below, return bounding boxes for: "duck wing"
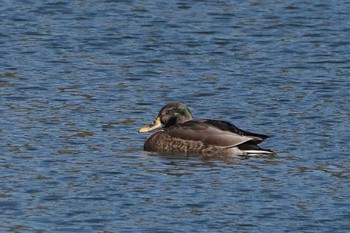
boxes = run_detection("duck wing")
[202,119,269,141]
[165,119,267,147]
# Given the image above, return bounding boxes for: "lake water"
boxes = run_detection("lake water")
[1,0,349,232]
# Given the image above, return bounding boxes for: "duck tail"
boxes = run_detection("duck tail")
[242,149,275,156]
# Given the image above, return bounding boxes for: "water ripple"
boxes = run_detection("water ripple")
[0,0,349,232]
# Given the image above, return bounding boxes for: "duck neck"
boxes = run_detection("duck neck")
[164,114,192,128]
[176,114,192,124]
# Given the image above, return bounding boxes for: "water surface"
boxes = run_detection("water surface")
[1,0,349,232]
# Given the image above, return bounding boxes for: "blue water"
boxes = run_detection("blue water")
[1,0,349,232]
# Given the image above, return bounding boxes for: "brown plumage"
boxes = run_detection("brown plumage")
[139,102,274,157]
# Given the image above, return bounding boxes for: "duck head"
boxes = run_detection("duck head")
[139,102,193,133]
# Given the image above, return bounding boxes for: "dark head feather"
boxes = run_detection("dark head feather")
[157,102,193,127]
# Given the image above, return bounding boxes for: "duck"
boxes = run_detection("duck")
[138,102,274,157]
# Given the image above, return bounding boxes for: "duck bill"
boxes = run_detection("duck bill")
[138,117,163,133]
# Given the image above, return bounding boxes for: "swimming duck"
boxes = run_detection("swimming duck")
[139,102,274,157]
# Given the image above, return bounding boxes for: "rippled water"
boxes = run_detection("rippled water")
[1,0,349,232]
